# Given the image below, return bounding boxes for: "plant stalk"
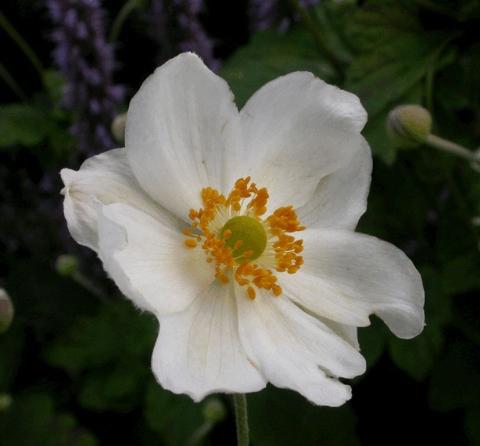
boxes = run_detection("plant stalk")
[0,12,45,84]
[425,134,479,164]
[233,394,249,446]
[109,0,143,43]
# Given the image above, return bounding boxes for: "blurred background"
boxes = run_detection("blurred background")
[1,0,480,445]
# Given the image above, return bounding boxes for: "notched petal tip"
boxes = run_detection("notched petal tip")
[60,168,76,187]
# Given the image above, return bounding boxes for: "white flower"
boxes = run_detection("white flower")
[61,53,424,407]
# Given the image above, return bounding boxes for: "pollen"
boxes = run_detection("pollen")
[183,177,304,300]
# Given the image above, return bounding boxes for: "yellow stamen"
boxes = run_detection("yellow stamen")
[182,177,304,299]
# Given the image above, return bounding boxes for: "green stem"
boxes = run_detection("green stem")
[109,0,142,43]
[289,0,344,81]
[425,134,478,163]
[0,12,45,83]
[186,421,214,446]
[233,394,249,446]
[0,61,27,100]
[72,272,106,301]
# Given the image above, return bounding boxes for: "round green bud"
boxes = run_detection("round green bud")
[387,104,432,148]
[203,398,226,423]
[55,254,79,276]
[0,393,12,411]
[0,289,14,334]
[111,112,127,144]
[471,149,480,173]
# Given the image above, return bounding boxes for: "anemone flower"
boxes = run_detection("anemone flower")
[61,52,424,407]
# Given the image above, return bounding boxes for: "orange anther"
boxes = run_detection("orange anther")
[247,286,256,300]
[216,271,229,284]
[184,239,197,248]
[272,285,282,296]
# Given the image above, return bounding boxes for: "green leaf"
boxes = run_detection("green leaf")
[43,70,65,105]
[429,339,480,411]
[221,28,334,108]
[346,32,437,118]
[0,103,51,147]
[248,386,360,446]
[6,261,99,338]
[344,1,456,163]
[441,254,480,295]
[0,392,97,446]
[44,300,156,374]
[79,361,148,412]
[144,381,204,446]
[45,300,156,412]
[389,323,443,381]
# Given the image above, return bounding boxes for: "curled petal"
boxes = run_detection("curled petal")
[61,148,177,251]
[280,229,425,339]
[236,287,366,406]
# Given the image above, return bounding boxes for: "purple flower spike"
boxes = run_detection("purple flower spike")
[249,0,321,33]
[46,0,124,155]
[149,0,219,72]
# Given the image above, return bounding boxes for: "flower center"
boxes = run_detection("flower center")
[183,177,304,300]
[221,216,267,263]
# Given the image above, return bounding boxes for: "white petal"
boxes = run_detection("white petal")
[235,288,366,406]
[125,52,240,220]
[280,229,425,339]
[297,138,372,230]
[316,317,360,350]
[225,72,367,211]
[97,203,212,315]
[60,148,177,251]
[152,282,266,401]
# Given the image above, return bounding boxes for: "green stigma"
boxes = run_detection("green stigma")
[220,216,267,262]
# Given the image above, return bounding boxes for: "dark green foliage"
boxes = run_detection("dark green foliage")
[248,387,360,446]
[144,382,205,446]
[0,103,51,147]
[0,70,71,161]
[0,393,97,446]
[221,28,335,108]
[2,0,480,445]
[44,300,157,412]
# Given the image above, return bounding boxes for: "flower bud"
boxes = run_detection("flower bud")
[55,254,79,276]
[0,289,14,334]
[387,104,432,148]
[0,394,12,411]
[111,112,127,143]
[203,398,226,423]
